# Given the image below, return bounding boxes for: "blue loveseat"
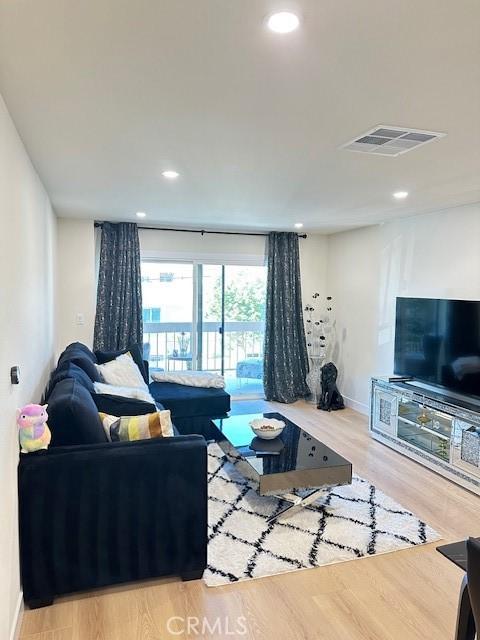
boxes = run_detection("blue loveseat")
[18,342,228,608]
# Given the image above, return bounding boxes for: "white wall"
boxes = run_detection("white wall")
[299,234,328,317]
[327,225,380,413]
[327,203,480,413]
[0,95,56,639]
[56,218,96,353]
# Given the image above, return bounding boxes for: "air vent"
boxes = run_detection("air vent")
[341,125,446,157]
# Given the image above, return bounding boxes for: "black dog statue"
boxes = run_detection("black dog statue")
[318,362,345,411]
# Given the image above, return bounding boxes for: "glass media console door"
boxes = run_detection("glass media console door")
[397,397,453,462]
[372,388,398,436]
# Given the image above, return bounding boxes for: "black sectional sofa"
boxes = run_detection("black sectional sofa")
[149,380,230,439]
[18,342,230,608]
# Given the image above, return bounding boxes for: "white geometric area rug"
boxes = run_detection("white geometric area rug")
[204,443,440,586]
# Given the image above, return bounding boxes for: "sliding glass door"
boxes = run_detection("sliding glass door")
[198,264,224,374]
[222,265,266,396]
[141,260,266,397]
[141,262,194,372]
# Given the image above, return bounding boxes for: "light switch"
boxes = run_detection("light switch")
[76,313,85,325]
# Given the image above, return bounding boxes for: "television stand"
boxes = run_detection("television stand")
[370,377,480,495]
[397,380,480,414]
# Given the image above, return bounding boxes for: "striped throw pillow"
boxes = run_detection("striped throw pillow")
[99,410,173,442]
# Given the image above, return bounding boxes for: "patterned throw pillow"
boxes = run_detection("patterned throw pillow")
[99,410,173,442]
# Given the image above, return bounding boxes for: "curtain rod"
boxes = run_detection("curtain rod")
[94,222,307,239]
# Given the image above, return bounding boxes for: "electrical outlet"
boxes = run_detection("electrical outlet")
[76,313,85,325]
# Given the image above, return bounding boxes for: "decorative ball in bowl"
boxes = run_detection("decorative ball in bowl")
[249,418,285,440]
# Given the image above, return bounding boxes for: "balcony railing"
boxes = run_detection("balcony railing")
[143,321,264,373]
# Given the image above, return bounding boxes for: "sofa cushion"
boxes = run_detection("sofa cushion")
[149,381,231,418]
[92,393,158,417]
[47,378,108,447]
[49,362,95,395]
[58,353,102,383]
[95,344,148,384]
[59,342,97,363]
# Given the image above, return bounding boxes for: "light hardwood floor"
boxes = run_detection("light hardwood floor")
[20,401,480,640]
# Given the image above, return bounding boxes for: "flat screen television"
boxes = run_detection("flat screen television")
[394,297,480,400]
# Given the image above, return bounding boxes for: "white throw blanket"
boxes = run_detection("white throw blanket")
[151,371,225,389]
[93,382,156,404]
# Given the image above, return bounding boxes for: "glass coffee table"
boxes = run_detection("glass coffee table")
[212,412,352,523]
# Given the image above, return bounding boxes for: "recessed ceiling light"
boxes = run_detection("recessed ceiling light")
[136,211,146,218]
[294,223,304,228]
[393,191,409,199]
[162,170,179,179]
[266,12,300,33]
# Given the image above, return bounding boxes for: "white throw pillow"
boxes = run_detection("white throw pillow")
[96,353,148,390]
[151,370,225,388]
[93,382,155,404]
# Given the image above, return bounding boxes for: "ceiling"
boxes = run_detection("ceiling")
[1,0,479,234]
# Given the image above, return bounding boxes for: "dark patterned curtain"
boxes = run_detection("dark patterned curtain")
[263,232,309,403]
[93,222,143,351]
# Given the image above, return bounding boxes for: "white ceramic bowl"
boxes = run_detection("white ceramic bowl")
[249,418,285,440]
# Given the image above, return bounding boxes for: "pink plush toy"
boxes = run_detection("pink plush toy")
[17,404,51,453]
